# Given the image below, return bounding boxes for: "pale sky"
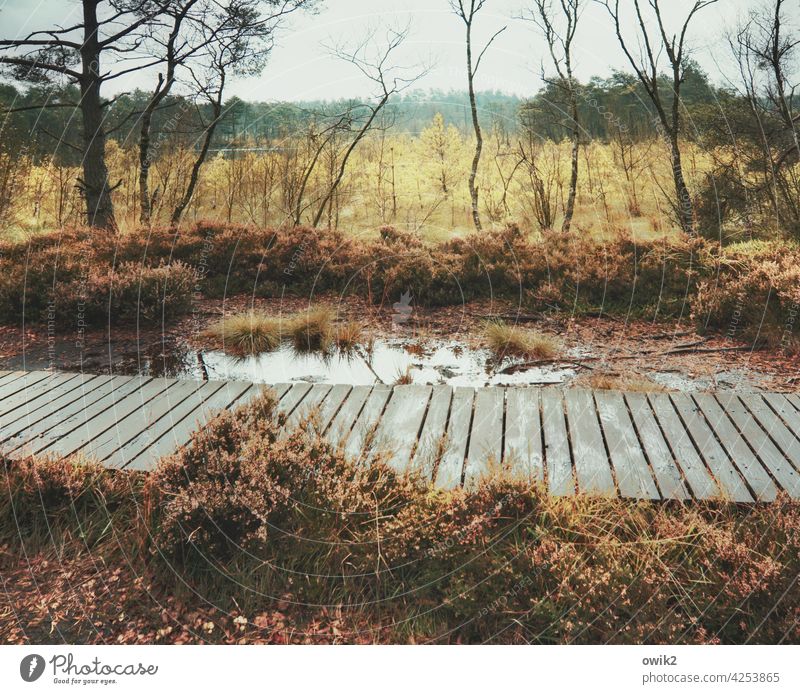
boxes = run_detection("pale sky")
[0,0,793,101]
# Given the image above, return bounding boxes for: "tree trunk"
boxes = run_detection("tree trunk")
[669,134,694,233]
[562,95,579,233]
[138,102,155,225]
[466,24,482,232]
[171,101,222,226]
[79,0,116,231]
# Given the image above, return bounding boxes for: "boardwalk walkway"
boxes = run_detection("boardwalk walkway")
[1,370,800,501]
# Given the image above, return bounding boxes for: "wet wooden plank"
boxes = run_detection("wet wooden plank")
[716,393,800,499]
[326,385,371,447]
[564,389,615,495]
[1,375,142,454]
[0,373,93,428]
[285,383,332,429]
[434,387,474,489]
[762,393,800,436]
[669,393,752,502]
[464,386,505,486]
[85,379,208,463]
[373,384,432,474]
[0,371,52,402]
[0,372,82,416]
[411,385,452,479]
[503,387,544,482]
[315,384,352,434]
[344,384,392,461]
[693,393,777,502]
[123,380,255,470]
[738,394,800,473]
[595,390,659,499]
[100,380,227,467]
[541,390,574,496]
[648,393,719,499]
[625,392,688,500]
[37,377,178,458]
[276,382,313,417]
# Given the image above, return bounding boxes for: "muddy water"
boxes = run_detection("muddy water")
[190,339,579,387]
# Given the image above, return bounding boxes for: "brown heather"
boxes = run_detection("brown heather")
[1,390,799,644]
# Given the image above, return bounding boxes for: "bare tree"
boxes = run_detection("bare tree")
[0,0,175,230]
[523,0,581,233]
[170,0,315,225]
[449,1,506,231]
[598,0,718,234]
[309,25,427,228]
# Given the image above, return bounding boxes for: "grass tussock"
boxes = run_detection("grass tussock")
[204,311,284,356]
[484,320,561,360]
[205,306,345,356]
[333,320,363,352]
[2,390,800,645]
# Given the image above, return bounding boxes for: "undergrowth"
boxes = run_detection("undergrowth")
[1,391,799,645]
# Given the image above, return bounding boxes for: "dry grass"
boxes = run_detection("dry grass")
[582,372,666,392]
[333,320,363,352]
[203,311,283,356]
[483,321,561,359]
[394,367,414,385]
[290,306,334,352]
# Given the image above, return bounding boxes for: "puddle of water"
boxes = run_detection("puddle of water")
[651,368,769,393]
[177,339,578,387]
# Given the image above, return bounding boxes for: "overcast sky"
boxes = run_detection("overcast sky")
[1,0,794,101]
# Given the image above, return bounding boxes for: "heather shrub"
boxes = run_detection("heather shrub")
[108,261,195,324]
[693,240,800,344]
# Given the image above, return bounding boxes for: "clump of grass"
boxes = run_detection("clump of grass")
[583,372,666,392]
[483,321,561,359]
[334,320,363,352]
[394,366,414,385]
[204,311,283,356]
[290,306,334,352]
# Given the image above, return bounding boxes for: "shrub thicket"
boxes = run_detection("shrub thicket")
[1,223,798,343]
[3,392,797,644]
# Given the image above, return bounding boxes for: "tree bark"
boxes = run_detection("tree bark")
[79,0,116,231]
[562,95,579,233]
[465,21,483,231]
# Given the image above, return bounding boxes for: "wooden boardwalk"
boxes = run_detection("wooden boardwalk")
[1,369,800,501]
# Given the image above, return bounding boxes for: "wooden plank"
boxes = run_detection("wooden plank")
[36,377,177,458]
[1,375,141,454]
[625,392,688,500]
[463,387,505,486]
[0,372,82,416]
[594,390,659,499]
[0,375,113,442]
[787,393,800,413]
[669,393,752,502]
[693,393,777,502]
[0,371,52,402]
[276,382,312,417]
[410,385,452,479]
[326,385,371,447]
[0,373,92,427]
[344,384,392,460]
[315,384,352,434]
[738,394,800,473]
[503,387,544,482]
[124,380,255,470]
[716,393,800,499]
[434,387,474,489]
[83,379,208,463]
[541,390,574,496]
[762,393,800,435]
[284,383,332,429]
[100,380,226,467]
[648,393,719,499]
[0,371,34,398]
[564,389,615,495]
[373,384,432,474]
